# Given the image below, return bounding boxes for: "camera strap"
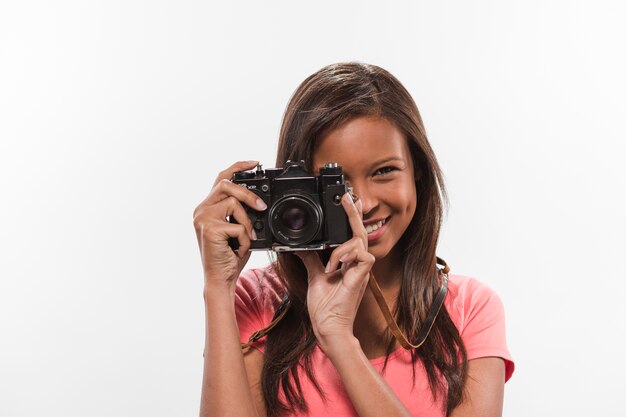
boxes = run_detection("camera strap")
[241,294,291,350]
[241,256,450,351]
[368,256,449,350]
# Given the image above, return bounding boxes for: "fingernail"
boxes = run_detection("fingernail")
[251,229,257,240]
[339,254,348,263]
[256,199,267,210]
[324,262,331,273]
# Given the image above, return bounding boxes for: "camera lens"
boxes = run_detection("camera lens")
[281,207,307,231]
[269,194,322,246]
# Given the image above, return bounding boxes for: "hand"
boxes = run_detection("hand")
[192,160,268,290]
[295,193,375,352]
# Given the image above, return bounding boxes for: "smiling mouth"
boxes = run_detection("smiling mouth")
[364,216,390,234]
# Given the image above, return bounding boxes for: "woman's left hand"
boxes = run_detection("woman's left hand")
[295,192,375,352]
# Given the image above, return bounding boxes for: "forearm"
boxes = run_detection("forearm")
[324,337,412,417]
[200,284,259,417]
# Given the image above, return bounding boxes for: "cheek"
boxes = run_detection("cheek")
[392,180,417,216]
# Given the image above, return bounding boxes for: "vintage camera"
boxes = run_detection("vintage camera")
[228,160,353,252]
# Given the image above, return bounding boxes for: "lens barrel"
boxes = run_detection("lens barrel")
[269,194,322,246]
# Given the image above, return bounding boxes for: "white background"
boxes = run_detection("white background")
[1,1,625,416]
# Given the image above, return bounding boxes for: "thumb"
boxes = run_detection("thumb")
[294,250,325,279]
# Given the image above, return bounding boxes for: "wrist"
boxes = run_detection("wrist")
[318,335,361,361]
[203,280,236,304]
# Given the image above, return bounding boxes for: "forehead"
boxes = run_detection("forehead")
[313,116,411,171]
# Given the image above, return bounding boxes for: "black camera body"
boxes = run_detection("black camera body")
[228,160,352,252]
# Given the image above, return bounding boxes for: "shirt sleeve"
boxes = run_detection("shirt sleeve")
[458,277,515,382]
[234,267,281,353]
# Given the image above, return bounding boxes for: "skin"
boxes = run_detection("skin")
[194,116,506,417]
[307,116,418,355]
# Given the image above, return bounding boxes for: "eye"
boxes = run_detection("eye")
[373,166,398,176]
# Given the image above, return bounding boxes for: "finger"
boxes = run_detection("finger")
[324,237,364,273]
[208,179,266,210]
[213,160,260,186]
[327,249,358,274]
[339,250,375,288]
[215,196,255,239]
[341,193,367,241]
[193,160,260,218]
[294,251,325,279]
[205,221,252,258]
[336,248,367,270]
[195,178,267,218]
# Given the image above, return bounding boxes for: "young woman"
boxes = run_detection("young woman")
[193,63,514,417]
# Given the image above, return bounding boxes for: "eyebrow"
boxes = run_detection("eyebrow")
[368,156,405,169]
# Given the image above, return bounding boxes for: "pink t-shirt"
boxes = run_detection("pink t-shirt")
[234,264,514,416]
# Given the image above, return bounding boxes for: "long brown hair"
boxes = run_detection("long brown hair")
[261,62,467,416]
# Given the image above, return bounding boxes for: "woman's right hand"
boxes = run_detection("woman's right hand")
[192,160,268,290]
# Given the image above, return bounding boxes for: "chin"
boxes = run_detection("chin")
[367,226,408,264]
[368,241,394,261]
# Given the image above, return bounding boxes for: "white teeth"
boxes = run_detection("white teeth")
[365,218,387,234]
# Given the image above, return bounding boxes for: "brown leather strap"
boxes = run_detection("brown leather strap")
[241,296,291,349]
[240,257,450,351]
[368,262,449,349]
[437,256,450,274]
